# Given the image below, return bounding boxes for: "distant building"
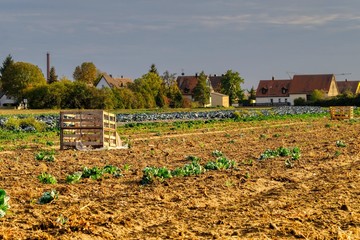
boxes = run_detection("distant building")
[256,74,340,106]
[0,92,16,107]
[337,79,360,95]
[176,74,230,107]
[288,74,338,104]
[96,73,132,89]
[255,77,291,106]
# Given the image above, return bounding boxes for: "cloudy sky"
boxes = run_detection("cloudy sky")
[1,0,360,89]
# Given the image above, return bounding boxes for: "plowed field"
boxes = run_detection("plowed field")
[0,117,359,239]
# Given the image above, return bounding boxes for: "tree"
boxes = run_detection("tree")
[0,54,14,78]
[130,72,165,108]
[149,64,159,75]
[73,62,98,85]
[220,70,244,105]
[1,62,46,101]
[310,89,325,102]
[48,66,58,84]
[248,87,256,100]
[193,71,210,107]
[162,70,176,88]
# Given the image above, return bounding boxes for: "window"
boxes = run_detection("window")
[279,98,281,103]
[282,88,287,94]
[285,99,287,103]
[262,88,268,94]
[270,99,273,104]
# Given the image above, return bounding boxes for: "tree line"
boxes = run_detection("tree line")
[0,55,246,109]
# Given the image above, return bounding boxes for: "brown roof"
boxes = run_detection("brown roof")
[289,74,335,94]
[256,79,291,97]
[337,80,359,94]
[101,74,132,88]
[176,76,199,95]
[208,76,223,92]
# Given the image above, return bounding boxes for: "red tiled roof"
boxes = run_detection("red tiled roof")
[256,79,291,97]
[102,74,132,88]
[208,76,223,92]
[176,76,199,95]
[337,80,359,94]
[289,74,335,94]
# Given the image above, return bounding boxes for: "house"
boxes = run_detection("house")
[176,75,202,101]
[336,79,360,95]
[96,74,132,89]
[208,75,223,92]
[288,74,339,104]
[176,74,229,107]
[255,77,292,106]
[0,92,16,107]
[211,92,229,107]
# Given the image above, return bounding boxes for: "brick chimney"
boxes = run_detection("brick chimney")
[46,52,50,82]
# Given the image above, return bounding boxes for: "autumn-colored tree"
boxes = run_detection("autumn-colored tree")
[73,62,98,85]
[2,62,46,101]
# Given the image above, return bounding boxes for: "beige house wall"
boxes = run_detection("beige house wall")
[327,77,339,97]
[211,92,229,107]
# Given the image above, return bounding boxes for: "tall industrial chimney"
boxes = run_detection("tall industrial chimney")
[46,52,50,83]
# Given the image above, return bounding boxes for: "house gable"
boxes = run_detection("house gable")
[289,74,338,95]
[337,80,360,95]
[96,74,132,89]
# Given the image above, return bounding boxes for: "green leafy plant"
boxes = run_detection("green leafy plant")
[205,156,236,170]
[38,172,57,184]
[259,147,301,161]
[141,166,172,184]
[212,150,224,157]
[334,150,342,157]
[123,163,131,171]
[82,166,104,180]
[336,140,346,148]
[66,172,82,184]
[172,155,206,177]
[35,150,55,162]
[38,189,58,204]
[103,165,122,177]
[0,189,10,218]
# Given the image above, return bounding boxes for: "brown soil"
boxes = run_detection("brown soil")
[0,118,359,239]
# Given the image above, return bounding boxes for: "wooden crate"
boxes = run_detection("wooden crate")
[330,106,354,120]
[60,110,117,150]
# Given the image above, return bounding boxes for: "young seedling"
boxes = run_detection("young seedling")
[38,190,58,204]
[0,189,10,218]
[38,172,57,184]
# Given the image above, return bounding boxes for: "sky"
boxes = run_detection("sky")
[1,0,360,90]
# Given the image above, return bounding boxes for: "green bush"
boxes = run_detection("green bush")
[4,117,46,132]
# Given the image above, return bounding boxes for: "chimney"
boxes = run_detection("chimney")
[272,76,275,80]
[345,79,348,82]
[195,73,198,78]
[121,75,123,78]
[46,52,50,82]
[181,72,185,76]
[214,74,217,77]
[109,74,113,78]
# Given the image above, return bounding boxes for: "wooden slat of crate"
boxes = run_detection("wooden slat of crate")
[330,106,354,120]
[60,110,117,150]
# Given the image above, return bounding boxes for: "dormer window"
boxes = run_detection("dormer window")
[261,88,268,94]
[281,88,287,94]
